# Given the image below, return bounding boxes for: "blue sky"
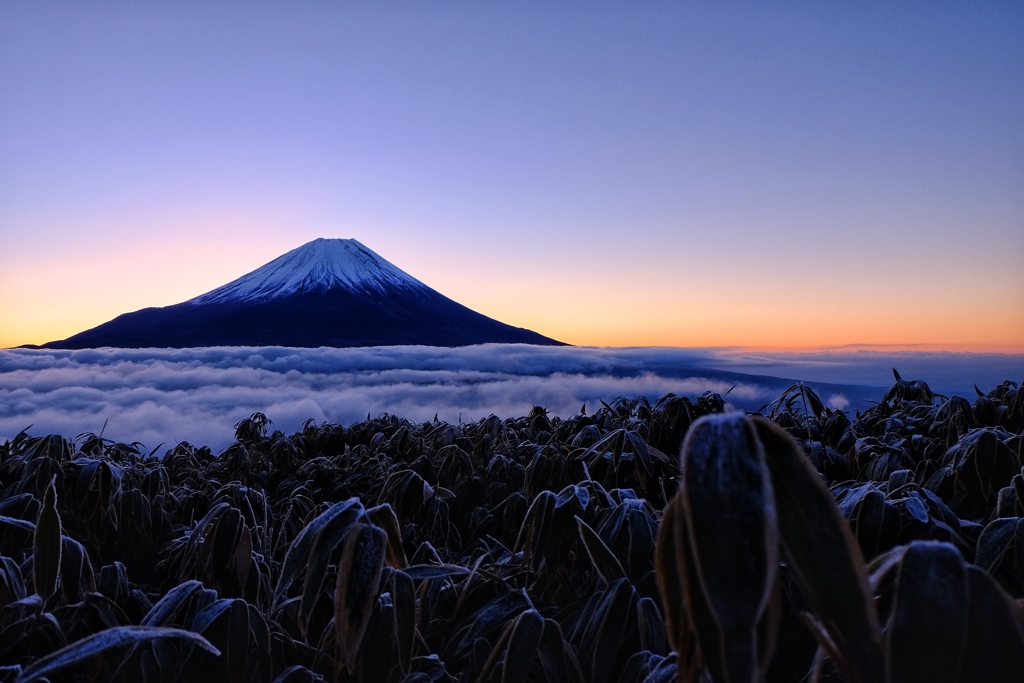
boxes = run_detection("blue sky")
[1,2,1022,349]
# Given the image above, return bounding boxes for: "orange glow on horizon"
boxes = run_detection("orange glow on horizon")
[3,4,1023,362]
[5,283,1023,354]
[4,232,1023,354]
[484,297,1024,355]
[5,304,1023,355]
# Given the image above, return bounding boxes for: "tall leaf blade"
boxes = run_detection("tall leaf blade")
[457,589,533,653]
[16,625,220,683]
[960,565,1024,682]
[392,569,416,674]
[141,580,204,627]
[367,503,408,569]
[576,516,626,583]
[753,417,885,683]
[297,503,363,635]
[885,541,967,683]
[654,495,689,655]
[502,608,545,683]
[680,414,778,683]
[334,523,387,673]
[0,516,35,533]
[273,497,363,607]
[582,579,636,683]
[33,476,61,600]
[536,618,578,683]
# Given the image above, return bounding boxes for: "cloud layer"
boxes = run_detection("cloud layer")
[2,345,1020,452]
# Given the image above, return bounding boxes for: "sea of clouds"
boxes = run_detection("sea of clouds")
[2,344,1021,452]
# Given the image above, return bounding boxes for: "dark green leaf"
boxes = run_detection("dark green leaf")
[755,417,885,683]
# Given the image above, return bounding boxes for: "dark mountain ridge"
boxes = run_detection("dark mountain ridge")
[39,238,564,349]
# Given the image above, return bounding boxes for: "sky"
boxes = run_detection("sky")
[8,344,1021,451]
[2,2,1023,350]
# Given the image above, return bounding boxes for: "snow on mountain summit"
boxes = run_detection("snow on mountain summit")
[190,238,427,304]
[41,236,566,348]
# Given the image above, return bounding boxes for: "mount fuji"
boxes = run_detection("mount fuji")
[40,238,565,349]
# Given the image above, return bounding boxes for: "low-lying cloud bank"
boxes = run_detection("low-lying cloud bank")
[706,347,1024,394]
[1,345,1019,452]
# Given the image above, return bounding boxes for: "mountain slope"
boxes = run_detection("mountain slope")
[42,239,564,349]
[191,238,424,304]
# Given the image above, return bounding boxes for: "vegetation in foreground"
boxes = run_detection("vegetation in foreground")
[1,372,1023,682]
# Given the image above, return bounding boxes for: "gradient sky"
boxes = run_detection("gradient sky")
[2,2,1022,350]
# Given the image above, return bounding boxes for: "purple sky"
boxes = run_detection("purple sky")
[1,2,1022,349]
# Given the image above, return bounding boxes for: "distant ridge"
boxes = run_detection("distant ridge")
[41,238,565,349]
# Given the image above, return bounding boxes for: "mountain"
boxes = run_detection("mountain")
[40,238,565,349]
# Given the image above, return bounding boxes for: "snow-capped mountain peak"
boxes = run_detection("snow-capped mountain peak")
[190,238,426,305]
[41,237,566,349]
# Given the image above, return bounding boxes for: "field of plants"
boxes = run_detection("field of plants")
[1,371,1023,682]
